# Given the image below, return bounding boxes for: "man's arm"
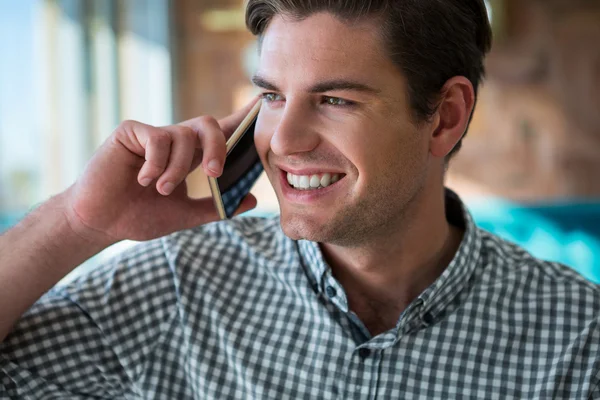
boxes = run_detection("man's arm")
[1,233,179,398]
[0,190,110,342]
[0,98,259,344]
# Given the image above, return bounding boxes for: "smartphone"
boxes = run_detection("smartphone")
[208,101,263,219]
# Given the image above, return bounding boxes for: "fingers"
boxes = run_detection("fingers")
[113,121,176,189]
[154,126,196,195]
[176,97,261,177]
[137,130,172,189]
[132,125,196,195]
[112,121,193,195]
[114,99,260,197]
[178,116,227,178]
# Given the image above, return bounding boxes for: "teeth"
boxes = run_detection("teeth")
[299,176,310,189]
[286,172,342,190]
[310,175,321,188]
[320,173,331,187]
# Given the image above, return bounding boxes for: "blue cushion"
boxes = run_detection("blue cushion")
[467,199,600,283]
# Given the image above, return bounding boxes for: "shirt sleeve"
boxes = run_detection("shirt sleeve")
[0,238,179,399]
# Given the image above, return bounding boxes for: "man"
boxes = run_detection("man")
[1,0,599,398]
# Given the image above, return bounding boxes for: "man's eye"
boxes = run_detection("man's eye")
[324,97,350,106]
[262,93,283,102]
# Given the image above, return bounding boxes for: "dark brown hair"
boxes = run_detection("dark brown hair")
[245,0,492,158]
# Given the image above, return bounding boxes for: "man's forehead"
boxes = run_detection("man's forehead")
[260,13,385,63]
[257,13,389,86]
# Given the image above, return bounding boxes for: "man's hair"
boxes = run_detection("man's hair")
[245,0,492,158]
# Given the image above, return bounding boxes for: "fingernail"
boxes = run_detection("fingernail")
[162,182,175,195]
[207,159,222,174]
[140,178,152,187]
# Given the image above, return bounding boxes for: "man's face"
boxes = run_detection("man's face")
[254,12,433,245]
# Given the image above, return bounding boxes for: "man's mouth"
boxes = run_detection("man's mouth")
[286,172,345,190]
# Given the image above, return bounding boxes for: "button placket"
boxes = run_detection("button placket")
[347,346,382,400]
[358,348,371,359]
[322,273,348,312]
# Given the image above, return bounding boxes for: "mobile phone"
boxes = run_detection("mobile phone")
[208,101,263,219]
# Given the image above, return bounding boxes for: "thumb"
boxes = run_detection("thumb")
[182,194,258,226]
[231,194,258,216]
[177,197,220,228]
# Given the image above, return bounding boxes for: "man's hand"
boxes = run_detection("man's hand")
[0,99,260,342]
[65,98,259,244]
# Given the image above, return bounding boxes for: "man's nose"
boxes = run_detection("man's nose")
[270,103,320,157]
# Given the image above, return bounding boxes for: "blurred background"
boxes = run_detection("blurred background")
[0,0,599,282]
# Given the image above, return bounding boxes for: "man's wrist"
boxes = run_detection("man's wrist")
[58,187,118,252]
[12,189,115,276]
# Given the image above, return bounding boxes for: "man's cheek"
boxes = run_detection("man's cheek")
[253,121,272,162]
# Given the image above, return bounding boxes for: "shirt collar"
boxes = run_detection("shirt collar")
[297,236,330,294]
[416,189,483,325]
[296,189,483,326]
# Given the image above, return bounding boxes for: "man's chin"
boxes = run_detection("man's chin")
[279,211,330,243]
[278,205,371,247]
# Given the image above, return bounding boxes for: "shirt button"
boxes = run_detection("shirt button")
[325,286,337,298]
[358,348,371,359]
[422,312,435,325]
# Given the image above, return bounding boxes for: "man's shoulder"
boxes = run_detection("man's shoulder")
[477,228,600,309]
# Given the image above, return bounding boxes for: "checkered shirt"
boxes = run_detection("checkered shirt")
[2,191,600,399]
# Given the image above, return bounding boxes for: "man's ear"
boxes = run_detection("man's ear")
[429,76,475,158]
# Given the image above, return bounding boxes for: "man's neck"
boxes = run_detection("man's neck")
[320,189,464,336]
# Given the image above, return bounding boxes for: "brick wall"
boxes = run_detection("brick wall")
[174,0,600,202]
[448,0,600,201]
[173,0,254,197]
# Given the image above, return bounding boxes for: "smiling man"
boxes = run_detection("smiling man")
[1,1,600,399]
[251,10,470,337]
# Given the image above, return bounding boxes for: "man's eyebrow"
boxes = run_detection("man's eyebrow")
[251,75,380,95]
[308,80,381,95]
[251,75,279,91]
